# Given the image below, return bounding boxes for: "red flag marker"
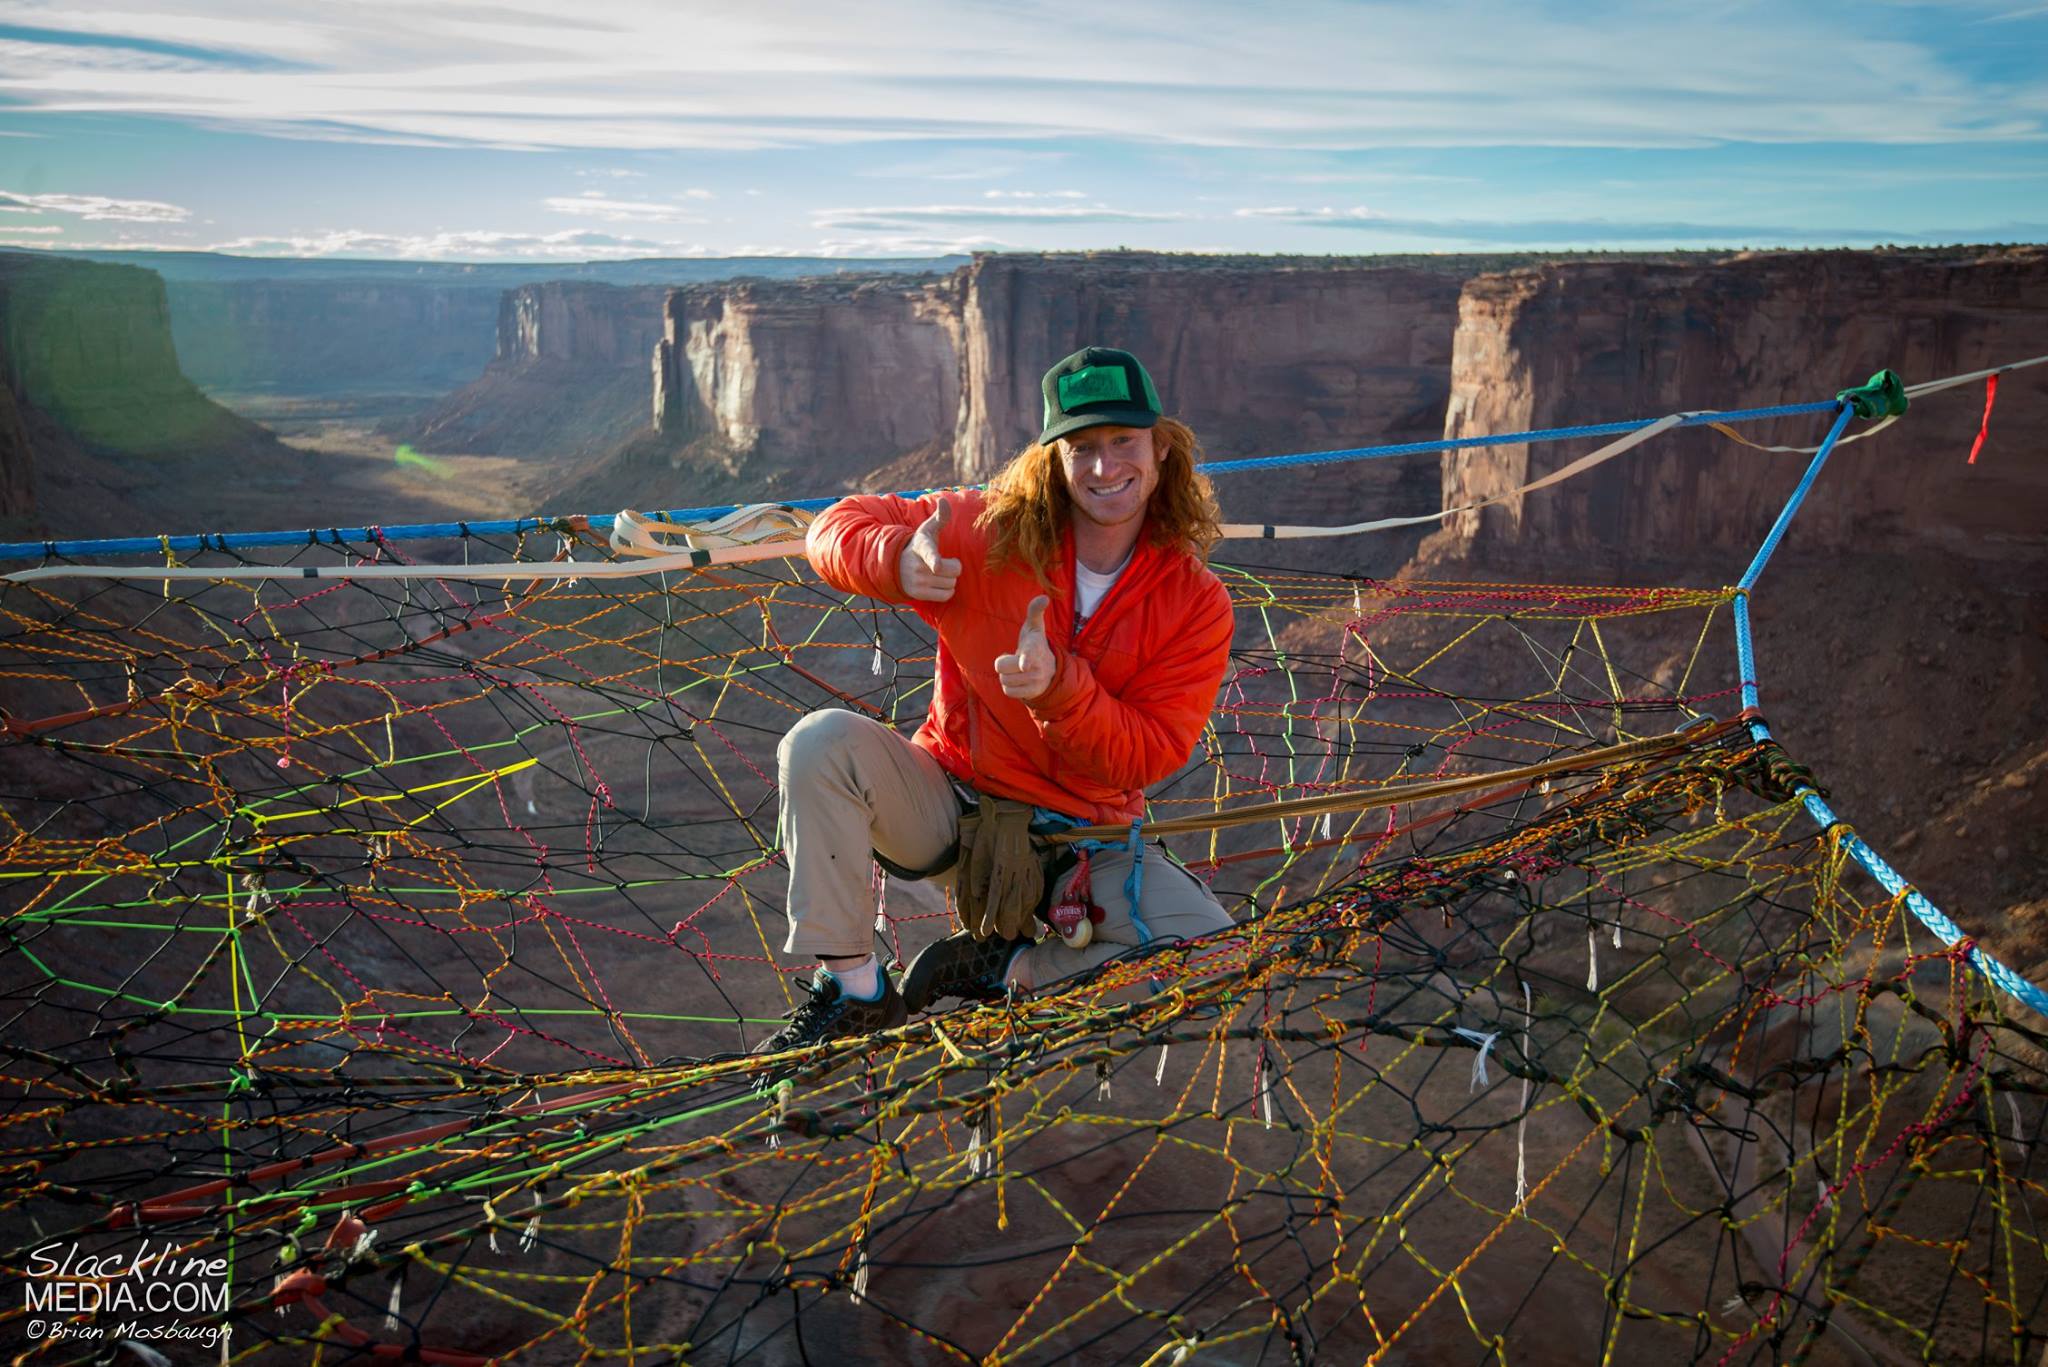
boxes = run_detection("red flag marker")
[1967,373,1999,465]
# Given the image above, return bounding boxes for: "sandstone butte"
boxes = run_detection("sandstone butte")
[12,245,2044,565]
[610,246,2043,570]
[633,251,1478,551]
[1429,246,2048,568]
[0,252,295,535]
[404,281,672,461]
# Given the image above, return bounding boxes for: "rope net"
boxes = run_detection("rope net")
[0,526,2041,1365]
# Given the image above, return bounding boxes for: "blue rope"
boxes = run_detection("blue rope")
[1734,594,1761,716]
[1122,820,1152,948]
[1736,402,1855,592]
[1033,808,1153,949]
[0,400,1838,563]
[1197,400,1834,478]
[1783,768,2048,1018]
[1730,438,2048,1019]
[1811,796,2048,1017]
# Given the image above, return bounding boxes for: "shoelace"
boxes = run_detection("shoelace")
[775,979,843,1038]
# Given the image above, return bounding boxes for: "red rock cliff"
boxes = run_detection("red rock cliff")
[1430,247,2048,570]
[406,282,669,458]
[0,252,295,537]
[167,278,501,396]
[952,252,1461,478]
[633,253,1473,567]
[947,252,1468,567]
[500,281,667,367]
[655,274,964,485]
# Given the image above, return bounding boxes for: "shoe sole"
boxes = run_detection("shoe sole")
[901,939,1011,1014]
[900,940,946,1013]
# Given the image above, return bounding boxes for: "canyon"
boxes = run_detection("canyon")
[57,249,964,408]
[0,252,297,536]
[612,251,1560,570]
[9,243,2043,579]
[1429,246,2048,568]
[1,243,2043,1363]
[398,281,672,459]
[3,243,2042,979]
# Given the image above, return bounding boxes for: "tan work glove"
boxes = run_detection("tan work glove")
[953,795,1043,942]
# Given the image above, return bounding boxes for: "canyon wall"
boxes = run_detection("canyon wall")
[635,252,1479,564]
[0,252,295,536]
[402,282,670,458]
[0,372,30,520]
[950,253,1462,478]
[48,250,964,406]
[950,253,1467,561]
[1430,247,2048,571]
[655,274,965,484]
[0,253,283,461]
[500,281,668,367]
[168,279,501,398]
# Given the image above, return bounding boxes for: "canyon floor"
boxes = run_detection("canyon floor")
[5,386,2038,1364]
[265,418,564,528]
[13,413,572,546]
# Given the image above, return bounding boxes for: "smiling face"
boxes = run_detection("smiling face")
[1055,423,1163,535]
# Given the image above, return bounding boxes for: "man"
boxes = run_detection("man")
[758,346,1237,1053]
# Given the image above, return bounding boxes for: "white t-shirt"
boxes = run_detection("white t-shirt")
[1074,548,1135,628]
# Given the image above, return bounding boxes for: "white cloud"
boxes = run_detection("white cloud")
[1222,206,2008,246]
[814,202,1186,232]
[1234,205,1380,221]
[815,232,1009,257]
[541,192,706,223]
[983,190,1086,200]
[198,227,709,259]
[575,167,648,179]
[1,1,2037,153]
[0,191,190,222]
[0,224,65,234]
[0,36,236,76]
[861,150,1073,182]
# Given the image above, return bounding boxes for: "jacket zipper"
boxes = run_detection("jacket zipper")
[1068,536,1149,650]
[1055,537,1158,820]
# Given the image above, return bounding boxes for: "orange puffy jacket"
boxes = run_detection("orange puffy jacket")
[806,489,1234,823]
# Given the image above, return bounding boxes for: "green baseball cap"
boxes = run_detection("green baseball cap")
[1039,346,1162,446]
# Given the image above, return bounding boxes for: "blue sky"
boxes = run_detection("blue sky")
[1,0,2044,260]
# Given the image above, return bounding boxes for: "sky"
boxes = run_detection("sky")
[1,0,2045,261]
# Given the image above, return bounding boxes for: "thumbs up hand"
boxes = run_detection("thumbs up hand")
[994,595,1056,701]
[897,499,961,602]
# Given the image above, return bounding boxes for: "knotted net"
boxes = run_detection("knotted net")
[0,524,2040,1364]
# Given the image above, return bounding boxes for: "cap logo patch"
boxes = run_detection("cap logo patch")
[1057,365,1132,410]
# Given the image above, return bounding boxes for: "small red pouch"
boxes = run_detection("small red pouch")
[1048,849,1106,944]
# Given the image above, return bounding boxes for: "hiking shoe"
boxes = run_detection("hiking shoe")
[901,932,1031,1013]
[753,969,908,1055]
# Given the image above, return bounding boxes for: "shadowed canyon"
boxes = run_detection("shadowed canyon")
[1,243,2044,1362]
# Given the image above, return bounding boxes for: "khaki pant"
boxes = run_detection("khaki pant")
[777,709,1234,985]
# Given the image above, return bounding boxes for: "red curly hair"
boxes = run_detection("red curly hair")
[977,418,1221,584]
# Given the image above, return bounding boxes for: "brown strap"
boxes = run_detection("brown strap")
[1045,717,1743,845]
